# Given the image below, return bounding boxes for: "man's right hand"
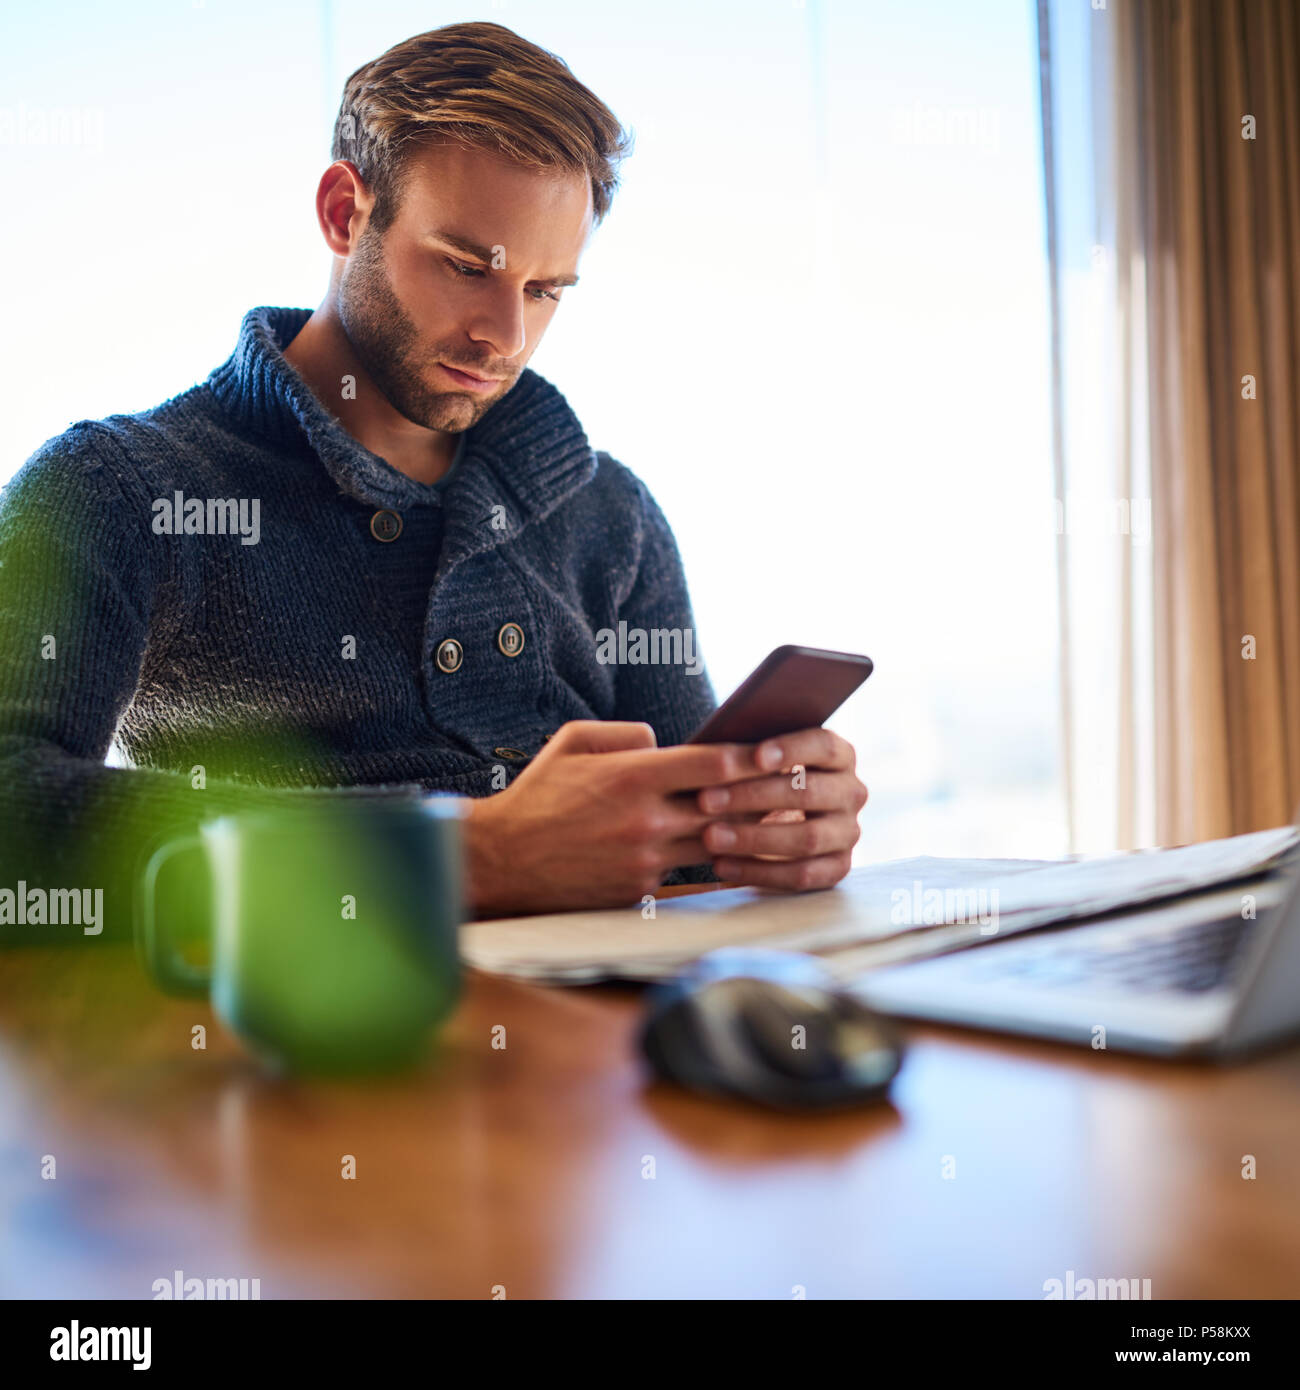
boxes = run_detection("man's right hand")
[460,720,762,918]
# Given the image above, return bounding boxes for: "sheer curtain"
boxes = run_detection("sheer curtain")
[1038,0,1157,852]
[1040,0,1300,851]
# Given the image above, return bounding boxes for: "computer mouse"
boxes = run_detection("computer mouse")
[639,948,905,1110]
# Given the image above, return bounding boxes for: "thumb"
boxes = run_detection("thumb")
[549,719,658,754]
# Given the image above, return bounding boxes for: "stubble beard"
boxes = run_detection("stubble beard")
[336,226,514,433]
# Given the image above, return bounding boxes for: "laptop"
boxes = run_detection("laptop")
[856,864,1300,1058]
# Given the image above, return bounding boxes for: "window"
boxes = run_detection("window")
[3,0,1062,858]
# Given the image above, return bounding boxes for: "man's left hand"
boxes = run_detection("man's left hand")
[694,727,867,891]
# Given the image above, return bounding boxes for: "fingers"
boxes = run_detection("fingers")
[665,797,766,830]
[656,834,713,873]
[680,727,856,803]
[710,849,853,892]
[636,814,769,882]
[749,726,856,775]
[551,720,658,754]
[697,770,868,816]
[703,811,860,860]
[561,725,857,797]
[593,788,749,849]
[624,741,775,794]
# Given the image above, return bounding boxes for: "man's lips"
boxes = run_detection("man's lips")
[437,363,505,393]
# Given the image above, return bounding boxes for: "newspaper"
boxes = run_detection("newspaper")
[460,826,1300,984]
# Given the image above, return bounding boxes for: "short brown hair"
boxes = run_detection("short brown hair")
[331,22,631,235]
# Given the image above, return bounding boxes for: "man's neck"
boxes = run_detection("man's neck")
[282,304,458,486]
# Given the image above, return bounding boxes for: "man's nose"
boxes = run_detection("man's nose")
[465,283,527,360]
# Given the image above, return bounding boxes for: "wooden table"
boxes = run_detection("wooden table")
[3,901,1299,1300]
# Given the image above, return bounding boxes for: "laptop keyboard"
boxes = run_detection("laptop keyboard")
[968,914,1259,994]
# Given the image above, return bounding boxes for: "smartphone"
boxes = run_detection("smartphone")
[685,645,873,744]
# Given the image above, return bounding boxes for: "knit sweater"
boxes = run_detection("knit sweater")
[0,306,718,942]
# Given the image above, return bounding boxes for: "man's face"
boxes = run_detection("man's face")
[337,142,592,432]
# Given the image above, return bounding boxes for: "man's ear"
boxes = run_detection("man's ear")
[315,160,372,258]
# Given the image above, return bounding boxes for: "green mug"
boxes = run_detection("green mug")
[135,798,464,1074]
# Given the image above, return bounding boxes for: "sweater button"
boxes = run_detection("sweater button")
[497,622,525,657]
[370,509,402,542]
[493,746,527,760]
[435,638,463,673]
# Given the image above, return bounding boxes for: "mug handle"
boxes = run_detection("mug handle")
[136,833,210,996]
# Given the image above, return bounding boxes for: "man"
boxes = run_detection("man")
[0,22,866,935]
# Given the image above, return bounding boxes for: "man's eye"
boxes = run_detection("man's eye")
[446,259,560,303]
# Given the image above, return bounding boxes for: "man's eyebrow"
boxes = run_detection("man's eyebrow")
[426,228,579,286]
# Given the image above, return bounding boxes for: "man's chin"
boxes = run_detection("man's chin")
[405,389,496,433]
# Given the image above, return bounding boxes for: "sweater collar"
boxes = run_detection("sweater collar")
[205,306,598,537]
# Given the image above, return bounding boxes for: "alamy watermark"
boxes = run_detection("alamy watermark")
[152,491,260,545]
[1054,492,1151,544]
[1043,1269,1152,1300]
[0,103,104,150]
[891,879,999,935]
[50,1322,150,1370]
[888,102,1000,153]
[969,491,1153,545]
[0,882,102,935]
[152,1269,261,1299]
[594,621,704,676]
